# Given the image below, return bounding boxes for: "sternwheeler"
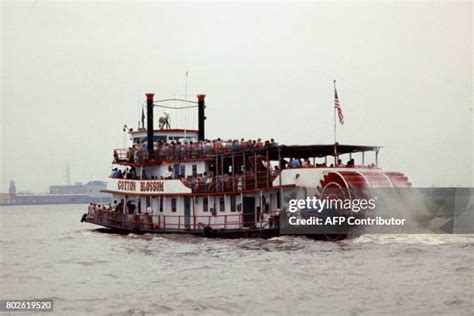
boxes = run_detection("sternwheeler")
[82,92,412,237]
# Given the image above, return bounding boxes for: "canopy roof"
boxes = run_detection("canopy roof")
[255,144,381,159]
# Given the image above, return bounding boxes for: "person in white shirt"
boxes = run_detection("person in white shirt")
[164,166,173,179]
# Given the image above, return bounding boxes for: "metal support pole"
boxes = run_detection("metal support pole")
[278,146,282,187]
[215,155,218,192]
[243,151,246,190]
[221,154,224,191]
[124,196,128,214]
[232,151,235,191]
[266,150,270,188]
[375,148,379,167]
[254,152,258,189]
[362,152,365,165]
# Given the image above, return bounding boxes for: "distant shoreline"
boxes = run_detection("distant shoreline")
[0,195,111,206]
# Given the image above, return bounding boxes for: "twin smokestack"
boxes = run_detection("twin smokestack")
[145,93,206,158]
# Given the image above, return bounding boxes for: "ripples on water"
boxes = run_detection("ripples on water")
[1,205,473,315]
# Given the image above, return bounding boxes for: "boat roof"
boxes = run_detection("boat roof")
[256,144,381,159]
[130,128,198,134]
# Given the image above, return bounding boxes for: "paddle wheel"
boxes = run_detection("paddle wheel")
[312,170,411,240]
[316,170,412,200]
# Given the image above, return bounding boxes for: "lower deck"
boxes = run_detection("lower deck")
[83,207,281,238]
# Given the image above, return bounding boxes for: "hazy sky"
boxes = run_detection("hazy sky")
[1,1,472,192]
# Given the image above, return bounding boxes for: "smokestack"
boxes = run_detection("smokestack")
[197,94,206,141]
[146,93,154,158]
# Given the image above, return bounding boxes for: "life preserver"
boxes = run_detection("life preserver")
[202,226,215,238]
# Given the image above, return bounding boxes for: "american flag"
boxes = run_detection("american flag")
[334,86,344,125]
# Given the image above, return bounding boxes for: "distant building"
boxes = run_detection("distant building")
[0,193,13,204]
[49,181,108,198]
[0,180,110,206]
[9,180,17,196]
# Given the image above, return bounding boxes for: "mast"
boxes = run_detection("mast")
[334,80,337,144]
[146,93,155,159]
[333,79,337,165]
[197,94,206,141]
[184,71,188,140]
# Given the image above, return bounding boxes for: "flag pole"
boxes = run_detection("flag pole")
[184,70,188,140]
[333,79,337,165]
[334,80,337,143]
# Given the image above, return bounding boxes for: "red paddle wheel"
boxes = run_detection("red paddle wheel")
[316,170,412,199]
[314,170,411,240]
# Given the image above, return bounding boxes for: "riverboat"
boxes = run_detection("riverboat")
[82,93,411,237]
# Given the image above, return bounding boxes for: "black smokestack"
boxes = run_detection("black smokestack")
[197,94,206,141]
[146,93,154,158]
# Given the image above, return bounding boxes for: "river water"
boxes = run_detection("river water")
[1,204,473,315]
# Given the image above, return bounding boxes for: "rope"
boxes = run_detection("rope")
[155,104,198,110]
[154,98,198,104]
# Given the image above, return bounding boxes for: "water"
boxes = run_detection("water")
[1,204,473,315]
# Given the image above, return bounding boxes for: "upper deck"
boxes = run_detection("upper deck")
[129,128,199,144]
[113,141,382,166]
[115,93,382,167]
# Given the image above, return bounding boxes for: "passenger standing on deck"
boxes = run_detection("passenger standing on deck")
[289,158,300,168]
[164,166,173,179]
[140,141,147,160]
[272,165,280,176]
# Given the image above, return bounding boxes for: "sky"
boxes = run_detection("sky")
[1,1,472,193]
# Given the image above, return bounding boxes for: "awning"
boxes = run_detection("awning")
[255,144,381,159]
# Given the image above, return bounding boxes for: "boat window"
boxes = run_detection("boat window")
[277,191,281,209]
[171,198,177,212]
[230,196,236,212]
[203,197,208,212]
[159,197,163,213]
[192,165,197,176]
[173,164,180,179]
[180,165,186,177]
[220,197,225,212]
[153,136,167,142]
[146,197,151,209]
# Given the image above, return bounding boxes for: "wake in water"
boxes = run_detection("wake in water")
[349,188,474,236]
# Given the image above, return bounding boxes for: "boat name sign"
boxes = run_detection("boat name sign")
[117,180,164,192]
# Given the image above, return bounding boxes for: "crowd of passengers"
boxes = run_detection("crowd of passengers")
[114,138,278,163]
[280,157,372,168]
[110,166,140,179]
[109,165,262,191]
[110,157,375,182]
[88,202,280,230]
[89,200,137,215]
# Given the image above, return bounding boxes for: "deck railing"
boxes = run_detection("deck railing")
[87,205,280,232]
[181,171,274,193]
[114,141,270,163]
